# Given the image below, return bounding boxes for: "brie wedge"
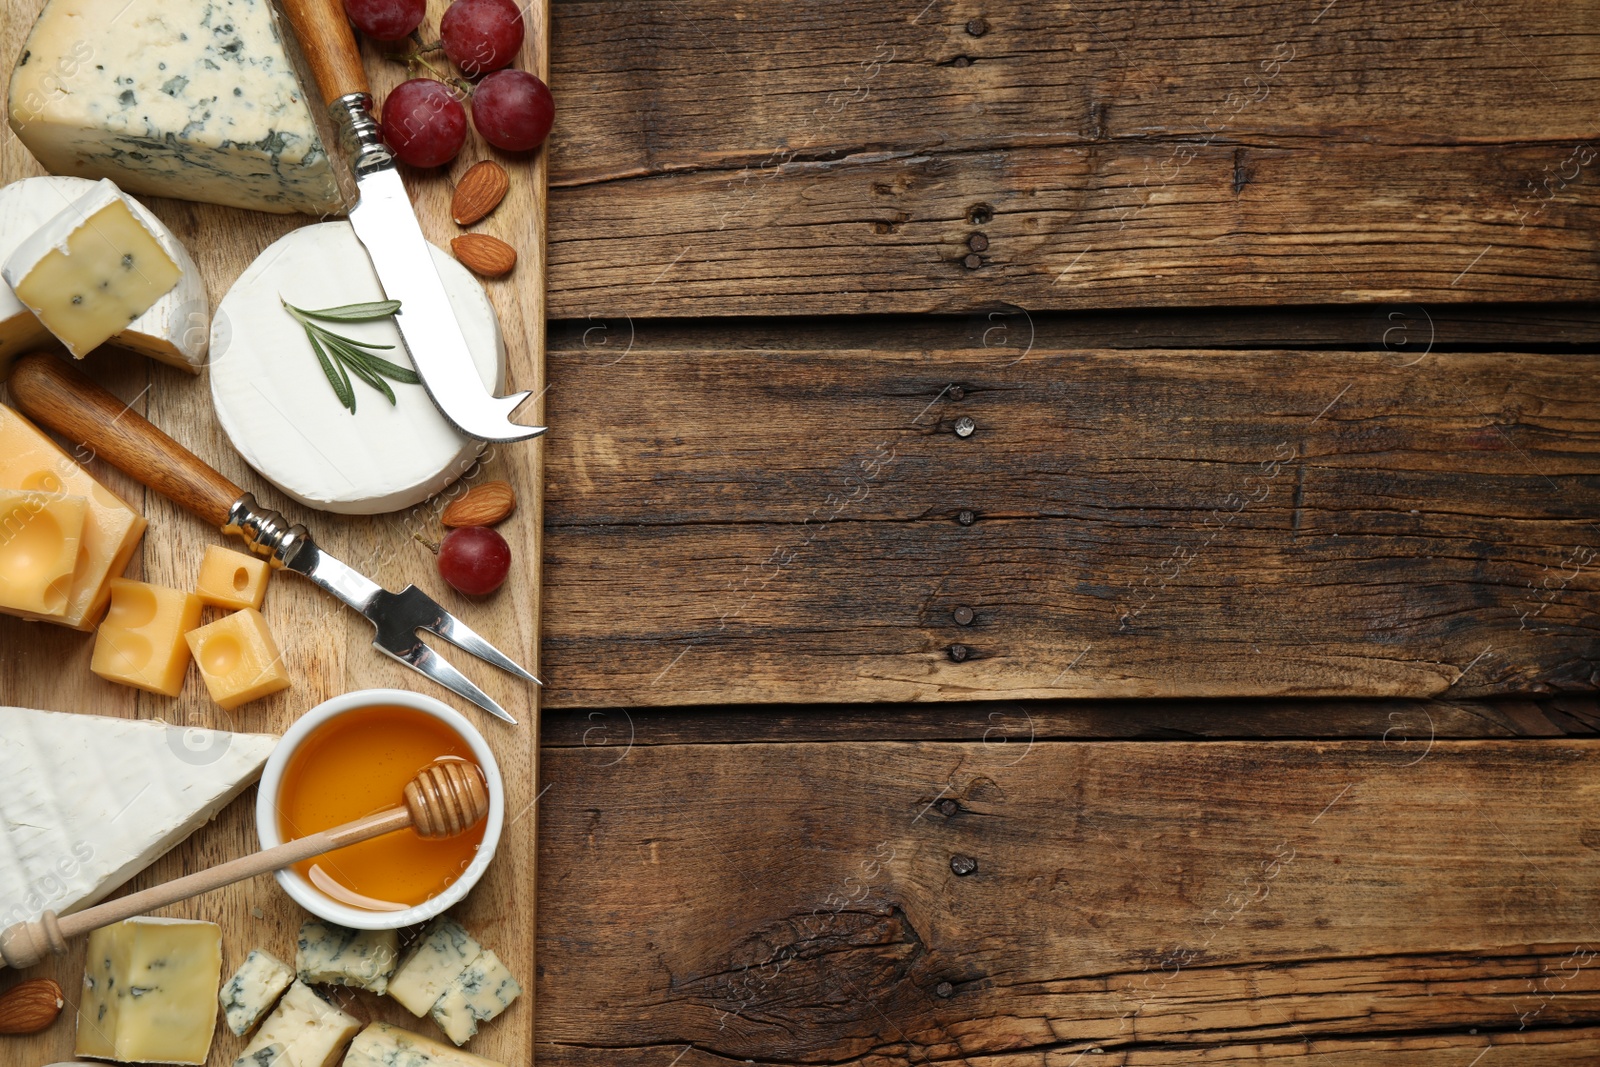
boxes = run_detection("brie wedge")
[0,707,277,928]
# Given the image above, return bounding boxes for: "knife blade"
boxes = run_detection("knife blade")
[279,0,544,443]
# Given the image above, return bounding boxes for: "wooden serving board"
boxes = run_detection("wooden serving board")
[0,0,549,1062]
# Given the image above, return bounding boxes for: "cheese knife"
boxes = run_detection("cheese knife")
[8,353,537,724]
[278,0,544,444]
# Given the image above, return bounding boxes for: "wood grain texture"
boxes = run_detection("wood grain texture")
[540,342,1600,706]
[0,0,550,1059]
[279,0,371,103]
[543,0,1600,317]
[534,737,1600,1064]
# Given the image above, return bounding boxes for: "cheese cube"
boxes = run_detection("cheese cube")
[344,1022,508,1067]
[75,916,222,1065]
[387,918,484,1017]
[91,579,202,697]
[220,949,296,1037]
[232,981,360,1067]
[185,609,290,711]
[429,948,522,1046]
[196,545,272,610]
[2,179,182,358]
[296,920,399,995]
[0,404,145,629]
[0,488,86,617]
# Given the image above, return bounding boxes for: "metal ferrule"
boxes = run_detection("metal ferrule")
[223,493,312,569]
[328,92,392,177]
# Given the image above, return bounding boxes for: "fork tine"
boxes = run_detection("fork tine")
[378,639,519,724]
[425,610,541,685]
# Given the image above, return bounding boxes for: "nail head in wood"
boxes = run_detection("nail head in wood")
[966,17,988,36]
[957,510,976,526]
[953,605,975,626]
[968,233,989,253]
[951,854,978,876]
[948,643,970,662]
[955,416,976,437]
[935,979,956,997]
[949,384,966,401]
[937,798,960,817]
[963,252,984,269]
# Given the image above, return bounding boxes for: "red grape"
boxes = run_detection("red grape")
[471,69,553,152]
[380,79,468,168]
[438,527,511,596]
[345,0,425,41]
[440,0,524,76]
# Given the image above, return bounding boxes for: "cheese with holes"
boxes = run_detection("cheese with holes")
[196,544,271,610]
[0,488,86,617]
[0,403,145,630]
[186,608,290,710]
[220,948,295,1037]
[2,179,182,358]
[387,917,483,1017]
[0,176,208,370]
[210,223,504,515]
[75,917,222,1065]
[295,920,399,995]
[91,578,202,696]
[232,981,360,1067]
[0,707,277,930]
[7,0,347,215]
[343,1023,507,1067]
[429,948,521,1046]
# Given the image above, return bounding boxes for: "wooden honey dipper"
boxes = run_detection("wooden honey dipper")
[0,760,488,971]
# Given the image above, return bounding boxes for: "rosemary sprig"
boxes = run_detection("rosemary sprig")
[282,298,421,413]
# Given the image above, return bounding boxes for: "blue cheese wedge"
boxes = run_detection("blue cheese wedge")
[386,917,483,1017]
[232,981,360,1067]
[7,0,347,215]
[3,178,181,359]
[75,917,223,1065]
[344,1022,507,1067]
[296,920,400,995]
[220,949,295,1037]
[0,176,207,371]
[429,948,521,1046]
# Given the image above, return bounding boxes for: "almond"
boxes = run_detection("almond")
[452,160,510,226]
[0,977,64,1035]
[451,233,517,277]
[442,480,517,527]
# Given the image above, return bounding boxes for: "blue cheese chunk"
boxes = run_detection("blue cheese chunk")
[429,948,521,1046]
[386,917,483,1017]
[220,948,295,1036]
[296,920,399,995]
[343,1022,507,1067]
[232,981,360,1067]
[7,0,348,215]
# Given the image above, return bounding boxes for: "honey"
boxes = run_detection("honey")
[277,704,486,911]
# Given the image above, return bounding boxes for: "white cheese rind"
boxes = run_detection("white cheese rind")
[428,948,521,1046]
[386,917,484,1017]
[0,707,277,929]
[220,948,295,1036]
[7,0,347,215]
[343,1022,507,1067]
[232,981,360,1067]
[209,222,505,515]
[0,175,207,369]
[295,920,399,995]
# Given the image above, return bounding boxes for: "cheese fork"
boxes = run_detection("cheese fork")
[7,352,538,724]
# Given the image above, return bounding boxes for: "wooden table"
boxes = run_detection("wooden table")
[7,0,1600,1064]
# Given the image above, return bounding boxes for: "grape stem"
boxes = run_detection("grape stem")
[385,48,475,97]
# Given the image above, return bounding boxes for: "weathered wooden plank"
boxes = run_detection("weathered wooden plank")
[541,344,1600,707]
[546,0,1600,316]
[534,738,1600,1064]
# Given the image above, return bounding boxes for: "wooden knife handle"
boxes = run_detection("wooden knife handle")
[8,353,242,529]
[279,0,370,107]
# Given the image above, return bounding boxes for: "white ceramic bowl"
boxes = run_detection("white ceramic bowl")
[256,688,504,930]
